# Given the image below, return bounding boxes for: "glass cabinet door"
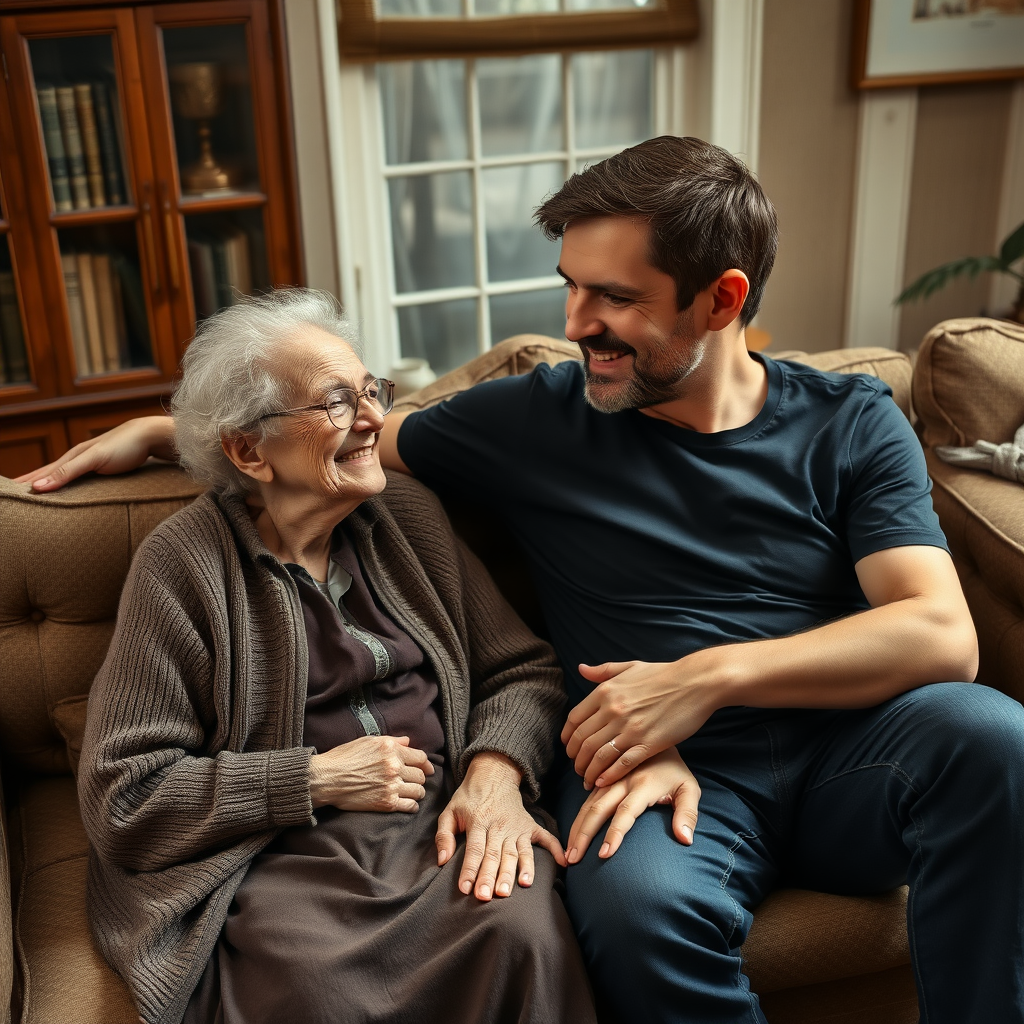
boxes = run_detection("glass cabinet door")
[137,1,296,344]
[1,9,176,393]
[0,231,31,390]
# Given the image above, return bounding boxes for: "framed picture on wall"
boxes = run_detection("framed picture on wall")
[852,0,1024,88]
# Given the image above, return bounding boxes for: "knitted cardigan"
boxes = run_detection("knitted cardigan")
[77,471,565,1024]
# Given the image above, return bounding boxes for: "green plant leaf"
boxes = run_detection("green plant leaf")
[999,220,1024,265]
[895,255,1003,305]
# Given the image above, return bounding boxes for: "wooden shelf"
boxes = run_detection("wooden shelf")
[178,190,267,213]
[50,205,138,228]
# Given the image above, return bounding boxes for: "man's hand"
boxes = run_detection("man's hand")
[436,752,565,902]
[565,747,700,864]
[14,415,177,491]
[561,656,720,790]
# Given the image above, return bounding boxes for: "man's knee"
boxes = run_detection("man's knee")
[562,807,749,963]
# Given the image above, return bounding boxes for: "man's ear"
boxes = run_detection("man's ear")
[706,270,750,332]
[222,433,274,484]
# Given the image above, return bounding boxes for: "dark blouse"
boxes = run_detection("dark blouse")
[285,526,446,765]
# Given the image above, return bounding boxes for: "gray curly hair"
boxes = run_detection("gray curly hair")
[170,288,361,495]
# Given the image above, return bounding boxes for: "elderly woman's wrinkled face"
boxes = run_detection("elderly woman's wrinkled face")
[256,327,388,510]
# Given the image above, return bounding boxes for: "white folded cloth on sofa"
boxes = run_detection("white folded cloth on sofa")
[935,423,1024,485]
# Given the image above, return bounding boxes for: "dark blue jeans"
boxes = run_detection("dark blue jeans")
[555,682,1024,1023]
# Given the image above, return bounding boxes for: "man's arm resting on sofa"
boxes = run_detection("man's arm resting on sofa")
[564,544,981,788]
[16,410,417,490]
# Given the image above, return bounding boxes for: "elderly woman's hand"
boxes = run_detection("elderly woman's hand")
[309,735,435,813]
[436,752,566,902]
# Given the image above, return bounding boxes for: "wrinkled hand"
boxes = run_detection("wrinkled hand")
[436,752,565,902]
[309,735,434,813]
[566,747,700,864]
[14,415,176,491]
[561,656,720,789]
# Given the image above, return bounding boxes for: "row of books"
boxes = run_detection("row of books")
[61,250,147,377]
[37,82,125,213]
[0,271,29,386]
[188,227,258,320]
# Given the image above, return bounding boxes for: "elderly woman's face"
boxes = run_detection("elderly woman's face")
[256,327,388,510]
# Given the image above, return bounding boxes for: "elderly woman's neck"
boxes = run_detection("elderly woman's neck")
[245,494,356,582]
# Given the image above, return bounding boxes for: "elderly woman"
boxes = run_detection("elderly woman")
[78,289,594,1024]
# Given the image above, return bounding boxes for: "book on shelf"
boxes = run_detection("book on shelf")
[188,227,255,320]
[55,86,91,210]
[61,251,92,376]
[74,84,106,208]
[92,253,125,371]
[0,270,29,384]
[62,249,150,374]
[36,85,74,213]
[91,83,124,206]
[75,253,106,373]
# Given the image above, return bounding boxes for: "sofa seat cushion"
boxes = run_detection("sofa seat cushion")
[741,887,909,994]
[11,776,134,1024]
[927,451,1024,700]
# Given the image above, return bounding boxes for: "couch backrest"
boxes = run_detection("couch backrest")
[0,467,203,776]
[914,317,1024,448]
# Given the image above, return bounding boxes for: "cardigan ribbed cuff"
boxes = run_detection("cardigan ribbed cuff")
[266,746,316,827]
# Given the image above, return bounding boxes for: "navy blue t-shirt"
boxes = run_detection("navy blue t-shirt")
[398,355,947,703]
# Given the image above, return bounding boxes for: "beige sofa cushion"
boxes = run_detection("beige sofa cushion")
[913,318,1024,448]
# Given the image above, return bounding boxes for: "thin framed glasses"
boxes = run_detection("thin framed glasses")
[259,378,395,431]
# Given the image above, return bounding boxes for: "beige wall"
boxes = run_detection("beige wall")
[899,83,1014,352]
[757,0,860,353]
[756,0,1017,355]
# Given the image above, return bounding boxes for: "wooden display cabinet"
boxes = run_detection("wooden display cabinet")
[0,0,302,477]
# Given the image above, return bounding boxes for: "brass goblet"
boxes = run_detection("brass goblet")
[168,62,236,193]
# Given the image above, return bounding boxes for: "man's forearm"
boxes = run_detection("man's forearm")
[697,593,978,713]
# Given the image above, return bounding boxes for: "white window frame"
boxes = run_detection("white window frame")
[335,47,688,376]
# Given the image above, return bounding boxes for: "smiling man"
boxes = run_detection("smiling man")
[20,137,1024,1024]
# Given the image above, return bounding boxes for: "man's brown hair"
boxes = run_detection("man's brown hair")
[535,136,777,326]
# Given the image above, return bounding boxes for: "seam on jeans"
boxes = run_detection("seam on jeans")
[908,805,929,1024]
[763,722,790,833]
[721,830,759,947]
[803,759,920,796]
[721,830,764,1023]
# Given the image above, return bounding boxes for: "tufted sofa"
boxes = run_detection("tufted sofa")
[0,318,1021,1024]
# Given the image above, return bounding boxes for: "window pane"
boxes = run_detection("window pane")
[484,161,564,281]
[489,288,566,344]
[389,172,475,292]
[478,54,563,157]
[473,0,558,13]
[379,61,468,165]
[398,298,478,373]
[377,0,461,17]
[573,50,653,149]
[567,0,650,8]
[28,35,130,211]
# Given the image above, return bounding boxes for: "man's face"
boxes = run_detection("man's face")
[557,216,705,413]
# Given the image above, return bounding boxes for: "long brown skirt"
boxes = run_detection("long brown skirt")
[184,771,596,1024]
